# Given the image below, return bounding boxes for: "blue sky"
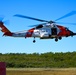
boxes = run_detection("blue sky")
[0,0,76,54]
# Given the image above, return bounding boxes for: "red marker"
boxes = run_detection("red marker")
[0,62,6,75]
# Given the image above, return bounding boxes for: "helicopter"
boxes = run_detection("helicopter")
[0,11,76,43]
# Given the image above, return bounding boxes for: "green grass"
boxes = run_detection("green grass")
[6,68,76,75]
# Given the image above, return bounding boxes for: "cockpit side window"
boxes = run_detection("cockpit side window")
[65,28,69,31]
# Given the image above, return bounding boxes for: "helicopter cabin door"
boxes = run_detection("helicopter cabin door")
[51,28,57,35]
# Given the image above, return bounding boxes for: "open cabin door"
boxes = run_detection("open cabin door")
[51,28,57,35]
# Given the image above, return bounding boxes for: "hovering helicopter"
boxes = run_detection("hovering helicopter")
[0,11,76,43]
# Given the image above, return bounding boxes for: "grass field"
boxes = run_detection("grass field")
[6,68,76,75]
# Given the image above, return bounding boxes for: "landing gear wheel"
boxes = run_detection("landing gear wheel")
[33,37,36,43]
[59,37,62,40]
[55,38,58,42]
[33,40,36,43]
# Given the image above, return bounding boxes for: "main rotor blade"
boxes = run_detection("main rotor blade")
[14,14,48,22]
[56,22,76,25]
[55,11,76,21]
[29,22,76,27]
[28,23,47,27]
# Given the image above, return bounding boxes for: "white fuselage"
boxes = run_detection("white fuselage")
[11,23,60,39]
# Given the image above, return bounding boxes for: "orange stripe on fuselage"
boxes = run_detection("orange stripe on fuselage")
[57,25,70,36]
[26,28,35,37]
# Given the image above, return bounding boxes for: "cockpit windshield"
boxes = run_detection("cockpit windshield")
[65,27,69,31]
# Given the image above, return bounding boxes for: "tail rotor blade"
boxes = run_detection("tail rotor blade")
[0,15,5,22]
[3,20,10,25]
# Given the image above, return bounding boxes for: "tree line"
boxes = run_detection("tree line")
[0,52,76,68]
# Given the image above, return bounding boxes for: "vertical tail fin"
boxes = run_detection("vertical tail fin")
[0,22,12,36]
[0,22,10,33]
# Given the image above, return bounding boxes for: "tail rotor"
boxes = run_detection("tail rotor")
[0,15,9,25]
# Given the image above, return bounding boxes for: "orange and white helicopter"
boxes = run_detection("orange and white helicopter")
[0,11,76,43]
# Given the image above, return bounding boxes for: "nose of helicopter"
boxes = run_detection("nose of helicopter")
[69,30,76,36]
[72,32,76,35]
